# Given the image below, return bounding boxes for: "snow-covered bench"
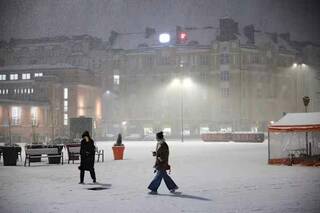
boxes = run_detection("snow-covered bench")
[287,148,307,165]
[96,148,104,162]
[24,147,64,166]
[67,145,104,163]
[67,146,81,164]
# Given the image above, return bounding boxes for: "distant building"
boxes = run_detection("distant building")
[0,64,102,143]
[0,19,319,141]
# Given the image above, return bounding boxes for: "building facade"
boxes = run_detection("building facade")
[0,64,102,143]
[1,18,319,141]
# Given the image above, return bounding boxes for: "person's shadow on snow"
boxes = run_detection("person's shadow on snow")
[84,182,112,191]
[157,192,211,201]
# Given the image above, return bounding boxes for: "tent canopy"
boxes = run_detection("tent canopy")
[269,112,320,132]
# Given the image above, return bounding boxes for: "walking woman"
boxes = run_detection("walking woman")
[79,130,96,184]
[148,131,178,194]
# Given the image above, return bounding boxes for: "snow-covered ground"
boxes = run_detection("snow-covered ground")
[0,140,319,213]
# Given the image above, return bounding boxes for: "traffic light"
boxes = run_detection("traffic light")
[176,26,188,44]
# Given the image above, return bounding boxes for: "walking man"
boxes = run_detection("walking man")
[148,131,178,194]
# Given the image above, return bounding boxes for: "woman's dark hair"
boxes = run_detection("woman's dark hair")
[82,131,90,138]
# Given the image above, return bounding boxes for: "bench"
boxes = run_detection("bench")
[287,148,307,165]
[66,145,104,163]
[96,147,104,162]
[24,147,63,166]
[67,146,80,164]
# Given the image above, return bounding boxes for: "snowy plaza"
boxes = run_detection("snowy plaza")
[1,140,319,213]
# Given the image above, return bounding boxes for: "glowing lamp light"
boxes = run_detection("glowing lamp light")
[159,33,170,43]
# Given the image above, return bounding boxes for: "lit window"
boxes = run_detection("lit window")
[22,73,31,80]
[34,72,43,77]
[31,107,38,126]
[64,100,68,112]
[31,88,34,93]
[64,113,68,125]
[28,88,30,94]
[113,75,120,85]
[64,88,68,99]
[0,74,6,80]
[10,74,18,80]
[11,106,21,125]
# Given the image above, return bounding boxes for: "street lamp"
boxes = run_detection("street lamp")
[293,62,310,156]
[171,77,193,142]
[292,62,308,112]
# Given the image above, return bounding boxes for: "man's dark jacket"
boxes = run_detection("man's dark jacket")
[155,141,170,170]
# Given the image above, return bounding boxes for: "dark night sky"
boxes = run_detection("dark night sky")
[0,0,319,46]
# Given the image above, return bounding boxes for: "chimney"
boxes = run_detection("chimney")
[279,33,290,42]
[243,25,255,44]
[218,18,239,41]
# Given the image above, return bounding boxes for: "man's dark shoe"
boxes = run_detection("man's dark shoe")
[148,191,158,195]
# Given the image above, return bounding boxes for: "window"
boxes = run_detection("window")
[199,55,208,65]
[31,107,38,126]
[113,75,120,85]
[159,56,170,65]
[34,72,43,77]
[64,113,68,126]
[22,73,31,80]
[10,74,18,80]
[64,100,68,112]
[0,74,6,80]
[143,56,154,66]
[221,87,230,97]
[64,88,68,99]
[220,54,230,64]
[191,55,197,66]
[11,106,21,125]
[220,71,230,81]
[64,88,68,124]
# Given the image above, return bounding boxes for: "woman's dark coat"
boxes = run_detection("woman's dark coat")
[79,138,95,171]
[155,141,170,170]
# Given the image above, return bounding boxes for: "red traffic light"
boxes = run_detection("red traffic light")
[176,26,188,44]
[179,32,187,41]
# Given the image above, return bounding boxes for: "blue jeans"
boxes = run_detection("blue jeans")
[148,170,178,192]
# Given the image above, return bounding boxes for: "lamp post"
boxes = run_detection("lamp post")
[293,63,307,112]
[293,62,310,156]
[171,77,192,142]
[7,107,12,145]
[180,81,184,143]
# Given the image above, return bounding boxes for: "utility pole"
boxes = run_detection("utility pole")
[7,107,12,145]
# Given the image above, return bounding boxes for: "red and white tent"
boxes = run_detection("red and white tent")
[268,112,320,165]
